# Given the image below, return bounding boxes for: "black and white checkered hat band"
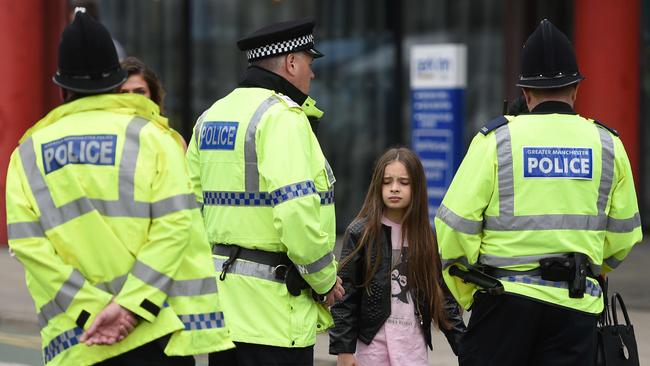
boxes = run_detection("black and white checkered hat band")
[246,34,314,61]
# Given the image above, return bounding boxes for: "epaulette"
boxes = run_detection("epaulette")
[275,93,300,109]
[593,119,619,137]
[479,116,509,136]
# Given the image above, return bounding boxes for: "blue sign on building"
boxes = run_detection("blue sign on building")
[410,44,466,223]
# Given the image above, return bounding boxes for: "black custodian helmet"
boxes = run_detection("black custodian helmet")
[53,9,127,93]
[517,19,584,89]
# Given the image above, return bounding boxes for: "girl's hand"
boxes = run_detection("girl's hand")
[337,353,357,366]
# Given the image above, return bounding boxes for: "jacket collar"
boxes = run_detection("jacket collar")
[239,65,308,106]
[239,65,324,134]
[530,100,576,115]
[19,93,167,144]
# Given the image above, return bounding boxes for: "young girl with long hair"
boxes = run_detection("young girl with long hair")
[329,147,465,366]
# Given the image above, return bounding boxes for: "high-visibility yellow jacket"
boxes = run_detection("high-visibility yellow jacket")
[186,85,337,348]
[5,94,233,365]
[435,103,642,314]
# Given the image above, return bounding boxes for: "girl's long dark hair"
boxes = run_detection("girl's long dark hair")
[339,147,449,329]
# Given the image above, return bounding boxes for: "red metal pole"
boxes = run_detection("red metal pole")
[0,1,66,245]
[574,0,640,186]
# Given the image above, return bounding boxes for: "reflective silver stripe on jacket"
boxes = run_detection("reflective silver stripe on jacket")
[436,204,482,235]
[193,110,208,150]
[131,260,174,294]
[245,96,280,192]
[596,128,614,214]
[18,118,149,231]
[441,256,472,270]
[20,117,202,329]
[484,123,633,231]
[37,270,85,328]
[168,276,218,297]
[214,257,284,283]
[607,213,641,233]
[95,272,217,298]
[484,214,608,231]
[498,275,602,297]
[324,159,336,185]
[479,253,568,267]
[495,125,514,216]
[18,117,197,231]
[479,253,602,275]
[37,259,219,329]
[151,194,200,217]
[202,95,335,208]
[604,256,623,269]
[295,251,334,275]
[95,275,128,296]
[7,221,44,240]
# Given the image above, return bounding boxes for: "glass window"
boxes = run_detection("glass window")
[99,0,574,232]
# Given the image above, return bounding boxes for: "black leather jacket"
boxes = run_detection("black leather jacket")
[329,219,466,355]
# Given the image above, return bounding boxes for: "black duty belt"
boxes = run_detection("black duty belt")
[212,244,291,281]
[212,244,318,298]
[482,253,599,299]
[212,244,290,267]
[483,266,542,278]
[482,260,597,280]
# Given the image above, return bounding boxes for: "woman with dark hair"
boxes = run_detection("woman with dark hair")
[329,147,465,366]
[119,56,188,149]
[119,56,166,113]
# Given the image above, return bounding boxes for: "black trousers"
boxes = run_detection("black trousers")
[209,341,314,366]
[94,337,195,366]
[459,292,598,366]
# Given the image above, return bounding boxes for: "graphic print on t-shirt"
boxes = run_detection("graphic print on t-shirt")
[391,260,410,304]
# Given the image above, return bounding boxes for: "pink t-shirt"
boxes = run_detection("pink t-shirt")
[355,216,429,366]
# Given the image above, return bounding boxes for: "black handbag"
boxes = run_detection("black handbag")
[595,279,639,366]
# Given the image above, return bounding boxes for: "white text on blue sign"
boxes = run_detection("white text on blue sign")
[523,147,593,179]
[200,121,239,150]
[42,135,117,174]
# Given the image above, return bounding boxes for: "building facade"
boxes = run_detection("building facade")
[0,0,645,241]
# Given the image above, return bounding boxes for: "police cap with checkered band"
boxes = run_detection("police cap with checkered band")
[237,18,324,62]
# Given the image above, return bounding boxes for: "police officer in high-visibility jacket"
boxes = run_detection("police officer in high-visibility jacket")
[186,19,344,366]
[5,11,232,366]
[435,19,642,366]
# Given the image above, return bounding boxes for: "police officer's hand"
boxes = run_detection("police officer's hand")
[80,301,137,345]
[337,353,357,366]
[325,275,345,306]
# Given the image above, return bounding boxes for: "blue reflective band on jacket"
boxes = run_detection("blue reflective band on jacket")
[41,135,117,174]
[270,180,316,205]
[179,311,226,330]
[202,181,336,207]
[523,147,592,179]
[200,121,239,150]
[43,327,83,364]
[319,189,335,205]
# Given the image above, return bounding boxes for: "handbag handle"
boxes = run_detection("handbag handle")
[611,292,632,327]
[599,276,612,326]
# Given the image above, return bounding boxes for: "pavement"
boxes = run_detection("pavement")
[1,242,649,365]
